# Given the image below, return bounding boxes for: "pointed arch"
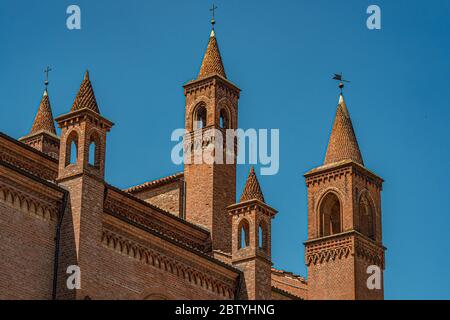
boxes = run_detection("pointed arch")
[319,191,342,237]
[238,218,250,249]
[359,193,376,240]
[219,107,231,129]
[193,103,207,130]
[258,219,268,252]
[65,130,79,166]
[87,130,101,168]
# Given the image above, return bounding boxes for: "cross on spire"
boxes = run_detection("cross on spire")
[44,66,52,90]
[210,4,218,29]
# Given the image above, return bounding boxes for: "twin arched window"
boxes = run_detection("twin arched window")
[64,130,101,168]
[319,191,376,240]
[193,104,231,130]
[237,219,268,252]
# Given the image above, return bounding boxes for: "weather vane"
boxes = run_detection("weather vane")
[332,73,350,94]
[44,66,52,90]
[210,4,218,29]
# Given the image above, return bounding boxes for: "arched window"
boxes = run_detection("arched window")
[258,224,264,248]
[194,105,207,130]
[320,192,342,237]
[88,142,96,166]
[88,132,101,168]
[238,219,250,249]
[70,141,77,164]
[65,131,78,166]
[359,195,375,240]
[219,109,229,129]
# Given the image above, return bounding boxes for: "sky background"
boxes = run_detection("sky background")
[1,0,449,299]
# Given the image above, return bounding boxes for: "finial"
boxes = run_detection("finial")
[44,66,52,90]
[332,73,350,94]
[84,70,90,80]
[210,4,218,29]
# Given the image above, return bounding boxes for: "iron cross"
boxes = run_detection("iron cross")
[210,4,218,21]
[44,66,52,88]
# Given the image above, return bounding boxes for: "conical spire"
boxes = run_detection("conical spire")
[197,29,227,79]
[70,70,100,113]
[240,166,265,203]
[30,89,56,135]
[324,94,364,165]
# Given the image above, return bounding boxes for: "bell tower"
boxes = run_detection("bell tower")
[183,19,240,253]
[55,71,113,299]
[228,167,277,300]
[304,87,386,300]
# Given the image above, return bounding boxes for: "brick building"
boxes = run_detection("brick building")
[0,23,385,300]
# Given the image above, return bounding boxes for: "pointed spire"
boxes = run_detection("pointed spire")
[70,70,100,114]
[240,166,265,203]
[324,94,364,165]
[197,28,227,79]
[30,89,56,135]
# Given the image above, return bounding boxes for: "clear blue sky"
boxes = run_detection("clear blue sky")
[1,0,449,299]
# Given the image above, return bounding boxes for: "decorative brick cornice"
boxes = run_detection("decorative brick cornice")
[305,233,353,266]
[228,199,277,217]
[354,233,386,269]
[305,231,385,268]
[0,132,58,181]
[101,228,237,299]
[304,160,383,189]
[55,108,113,131]
[0,165,64,223]
[104,187,211,252]
[184,75,240,99]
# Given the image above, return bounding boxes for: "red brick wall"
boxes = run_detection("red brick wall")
[307,251,355,300]
[0,201,56,299]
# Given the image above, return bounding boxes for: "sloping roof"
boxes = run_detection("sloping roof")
[124,172,184,194]
[70,70,100,114]
[197,29,227,79]
[240,166,265,203]
[30,90,56,135]
[324,94,364,166]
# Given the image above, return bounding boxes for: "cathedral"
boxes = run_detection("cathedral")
[0,21,385,300]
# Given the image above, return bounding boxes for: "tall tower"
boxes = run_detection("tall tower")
[304,89,385,300]
[55,71,113,299]
[20,89,60,159]
[228,167,277,300]
[183,20,240,253]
